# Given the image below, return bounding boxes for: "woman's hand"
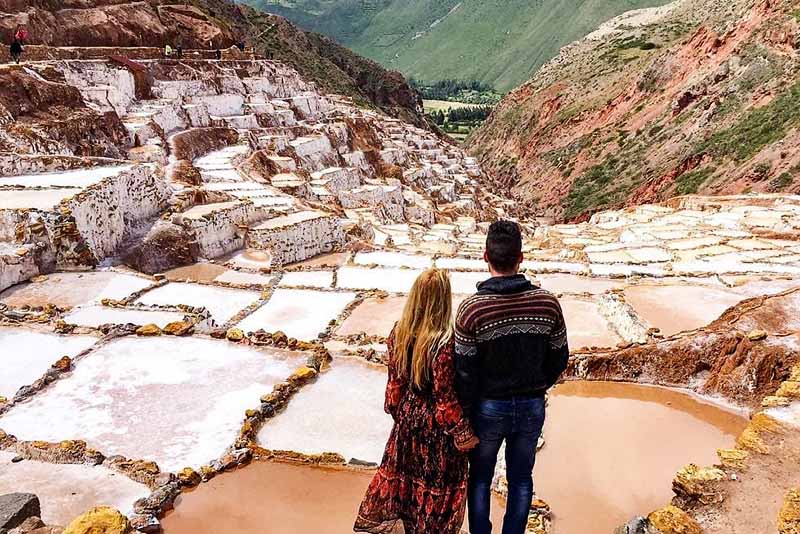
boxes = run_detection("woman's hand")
[456,434,480,452]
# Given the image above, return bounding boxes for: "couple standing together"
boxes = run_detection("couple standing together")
[354,221,570,534]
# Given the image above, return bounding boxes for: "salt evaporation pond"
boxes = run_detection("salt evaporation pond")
[0,271,153,308]
[257,357,392,463]
[0,328,97,398]
[0,337,304,472]
[237,289,355,340]
[624,284,747,336]
[183,374,746,534]
[136,282,261,325]
[560,298,622,349]
[537,381,747,533]
[0,451,149,526]
[161,461,505,534]
[63,305,186,328]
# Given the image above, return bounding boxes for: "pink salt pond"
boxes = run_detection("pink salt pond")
[624,284,747,336]
[161,461,505,534]
[0,271,153,308]
[336,296,406,338]
[560,298,622,349]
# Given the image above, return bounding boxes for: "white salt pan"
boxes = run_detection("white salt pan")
[63,306,186,328]
[257,357,392,463]
[278,271,334,289]
[0,451,150,526]
[337,267,422,293]
[136,282,261,324]
[354,251,433,269]
[0,165,132,188]
[450,271,490,294]
[435,257,487,270]
[0,328,97,398]
[213,270,275,287]
[0,189,79,210]
[0,337,302,472]
[237,289,355,340]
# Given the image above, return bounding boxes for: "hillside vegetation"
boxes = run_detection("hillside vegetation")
[467,0,800,221]
[243,0,670,92]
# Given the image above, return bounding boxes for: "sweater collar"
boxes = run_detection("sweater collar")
[476,274,533,295]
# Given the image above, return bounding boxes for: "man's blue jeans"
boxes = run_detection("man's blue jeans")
[468,396,546,534]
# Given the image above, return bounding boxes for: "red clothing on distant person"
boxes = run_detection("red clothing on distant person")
[14,28,28,43]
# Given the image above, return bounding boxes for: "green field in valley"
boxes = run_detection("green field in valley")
[244,0,671,92]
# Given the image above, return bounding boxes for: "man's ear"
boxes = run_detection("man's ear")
[483,250,490,264]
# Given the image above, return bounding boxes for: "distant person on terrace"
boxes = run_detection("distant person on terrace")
[14,25,28,44]
[456,220,569,534]
[355,268,480,534]
[9,39,23,64]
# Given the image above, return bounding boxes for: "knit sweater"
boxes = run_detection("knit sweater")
[454,274,569,411]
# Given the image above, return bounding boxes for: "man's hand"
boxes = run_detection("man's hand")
[456,434,480,452]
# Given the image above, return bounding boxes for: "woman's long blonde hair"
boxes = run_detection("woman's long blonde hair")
[393,268,454,390]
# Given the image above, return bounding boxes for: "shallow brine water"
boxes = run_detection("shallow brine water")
[537,381,747,533]
[161,461,505,534]
[162,381,747,534]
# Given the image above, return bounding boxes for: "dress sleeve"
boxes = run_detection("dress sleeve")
[384,329,407,420]
[433,339,476,448]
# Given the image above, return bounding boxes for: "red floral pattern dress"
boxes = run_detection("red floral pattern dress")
[354,331,476,534]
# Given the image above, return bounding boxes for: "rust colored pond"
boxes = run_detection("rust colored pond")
[537,381,747,533]
[162,382,747,534]
[162,461,504,533]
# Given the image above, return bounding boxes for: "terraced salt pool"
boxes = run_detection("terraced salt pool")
[161,377,747,534]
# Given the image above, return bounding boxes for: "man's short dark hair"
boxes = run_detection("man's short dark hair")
[486,220,522,272]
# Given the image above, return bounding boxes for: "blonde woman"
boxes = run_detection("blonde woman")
[355,268,479,534]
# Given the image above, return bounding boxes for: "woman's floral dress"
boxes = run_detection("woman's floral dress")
[354,331,476,534]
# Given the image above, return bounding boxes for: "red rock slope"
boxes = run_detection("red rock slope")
[0,0,424,126]
[468,0,800,221]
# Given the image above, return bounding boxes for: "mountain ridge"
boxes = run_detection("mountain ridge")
[467,0,800,221]
[243,0,672,92]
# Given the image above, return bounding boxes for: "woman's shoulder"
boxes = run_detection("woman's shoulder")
[434,334,456,360]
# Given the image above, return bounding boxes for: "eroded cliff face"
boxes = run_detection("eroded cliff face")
[0,0,424,126]
[0,67,128,158]
[468,0,800,222]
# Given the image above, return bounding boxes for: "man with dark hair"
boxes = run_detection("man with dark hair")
[455,220,569,534]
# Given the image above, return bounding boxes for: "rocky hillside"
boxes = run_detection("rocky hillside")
[468,0,800,221]
[0,0,424,126]
[244,0,671,92]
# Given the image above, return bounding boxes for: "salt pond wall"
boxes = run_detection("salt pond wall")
[62,166,172,262]
[247,212,344,266]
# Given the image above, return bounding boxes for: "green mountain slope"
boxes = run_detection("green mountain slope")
[244,0,671,92]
